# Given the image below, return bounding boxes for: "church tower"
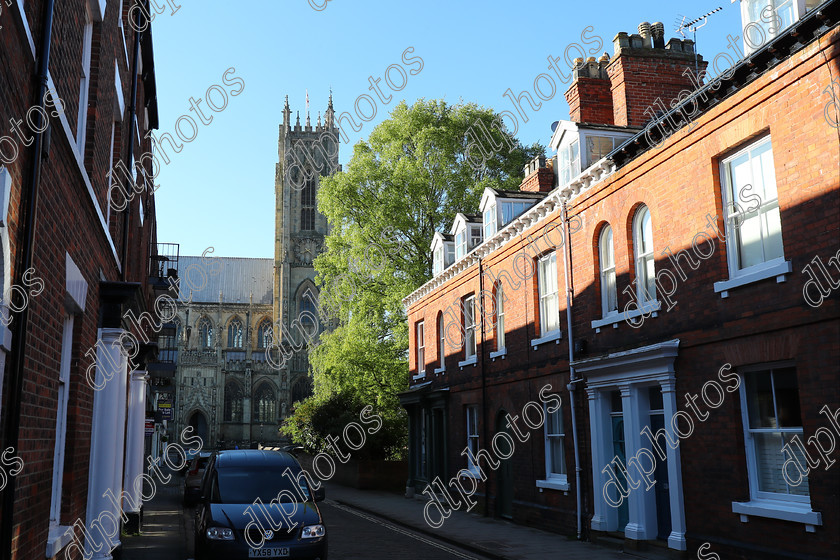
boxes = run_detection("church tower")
[273,94,339,406]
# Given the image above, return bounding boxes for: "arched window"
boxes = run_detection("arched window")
[227,317,243,348]
[437,312,445,369]
[198,318,213,349]
[633,206,656,302]
[257,319,273,348]
[174,318,182,345]
[495,282,506,350]
[253,383,277,423]
[599,226,617,316]
[224,383,244,422]
[301,178,316,231]
[291,377,312,404]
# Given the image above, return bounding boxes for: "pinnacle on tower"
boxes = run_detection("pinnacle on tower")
[325,92,335,129]
[283,95,291,129]
[295,110,301,131]
[317,111,322,129]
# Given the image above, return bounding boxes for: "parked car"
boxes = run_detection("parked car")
[183,451,213,506]
[194,449,327,559]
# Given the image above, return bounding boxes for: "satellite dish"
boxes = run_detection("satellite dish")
[550,121,559,133]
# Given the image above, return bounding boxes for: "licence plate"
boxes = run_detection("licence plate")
[248,547,289,558]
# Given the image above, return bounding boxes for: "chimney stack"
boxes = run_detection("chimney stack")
[605,21,707,127]
[519,155,554,193]
[564,54,614,125]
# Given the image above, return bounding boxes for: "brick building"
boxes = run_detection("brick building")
[401,2,839,559]
[1,1,166,559]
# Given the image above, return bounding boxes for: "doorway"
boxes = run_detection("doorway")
[495,411,514,519]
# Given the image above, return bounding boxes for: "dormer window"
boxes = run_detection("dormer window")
[559,139,580,186]
[433,247,444,276]
[455,229,467,260]
[484,205,497,238]
[430,232,456,276]
[586,136,622,165]
[469,225,483,250]
[740,0,824,55]
[500,201,533,226]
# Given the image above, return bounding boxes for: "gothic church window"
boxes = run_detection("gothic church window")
[198,318,213,349]
[257,319,272,348]
[228,318,243,348]
[253,383,277,423]
[224,382,244,422]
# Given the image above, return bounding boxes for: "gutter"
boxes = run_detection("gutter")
[0,0,56,554]
[561,199,583,540]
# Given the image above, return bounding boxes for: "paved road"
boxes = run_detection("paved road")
[319,500,491,560]
[123,472,489,559]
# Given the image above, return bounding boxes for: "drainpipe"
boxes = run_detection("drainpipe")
[478,258,489,516]
[0,0,56,554]
[121,0,145,280]
[561,199,583,540]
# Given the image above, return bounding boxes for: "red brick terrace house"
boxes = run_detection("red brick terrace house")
[401,2,839,558]
[1,1,168,558]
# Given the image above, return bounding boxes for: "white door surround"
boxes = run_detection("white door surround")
[575,339,687,551]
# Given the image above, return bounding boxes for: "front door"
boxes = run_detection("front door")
[495,412,513,519]
[650,413,672,540]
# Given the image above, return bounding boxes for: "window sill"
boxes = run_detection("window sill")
[731,500,822,531]
[412,372,426,381]
[434,366,446,375]
[490,348,507,361]
[46,525,75,558]
[714,259,792,298]
[591,301,661,332]
[536,478,570,492]
[458,356,477,369]
[531,329,562,350]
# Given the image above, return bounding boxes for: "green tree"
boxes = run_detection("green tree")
[309,99,542,432]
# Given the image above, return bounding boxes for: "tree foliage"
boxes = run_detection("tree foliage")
[307,99,542,432]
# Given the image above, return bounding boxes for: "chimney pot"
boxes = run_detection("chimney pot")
[651,22,665,48]
[638,22,652,47]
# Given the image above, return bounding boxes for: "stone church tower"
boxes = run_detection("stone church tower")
[273,94,339,400]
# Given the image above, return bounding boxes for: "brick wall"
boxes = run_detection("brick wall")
[405,23,840,556]
[0,1,160,558]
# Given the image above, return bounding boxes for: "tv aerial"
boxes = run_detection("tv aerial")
[675,6,724,77]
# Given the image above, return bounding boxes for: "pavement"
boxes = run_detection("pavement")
[120,469,194,560]
[322,482,629,560]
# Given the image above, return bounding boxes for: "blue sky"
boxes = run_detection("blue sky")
[151,0,743,258]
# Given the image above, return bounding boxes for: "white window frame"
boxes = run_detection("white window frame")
[436,314,446,372]
[559,139,580,186]
[77,6,94,156]
[463,295,476,359]
[49,315,74,529]
[715,136,791,296]
[633,206,656,303]
[740,0,814,55]
[738,363,809,504]
[106,121,116,227]
[433,247,443,276]
[416,321,425,376]
[495,285,505,351]
[469,225,483,251]
[455,229,467,260]
[538,252,560,336]
[484,205,497,238]
[466,406,480,474]
[733,362,822,528]
[537,402,568,491]
[599,226,618,317]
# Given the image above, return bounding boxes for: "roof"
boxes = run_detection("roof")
[215,449,299,468]
[611,0,838,167]
[485,188,549,200]
[177,256,274,305]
